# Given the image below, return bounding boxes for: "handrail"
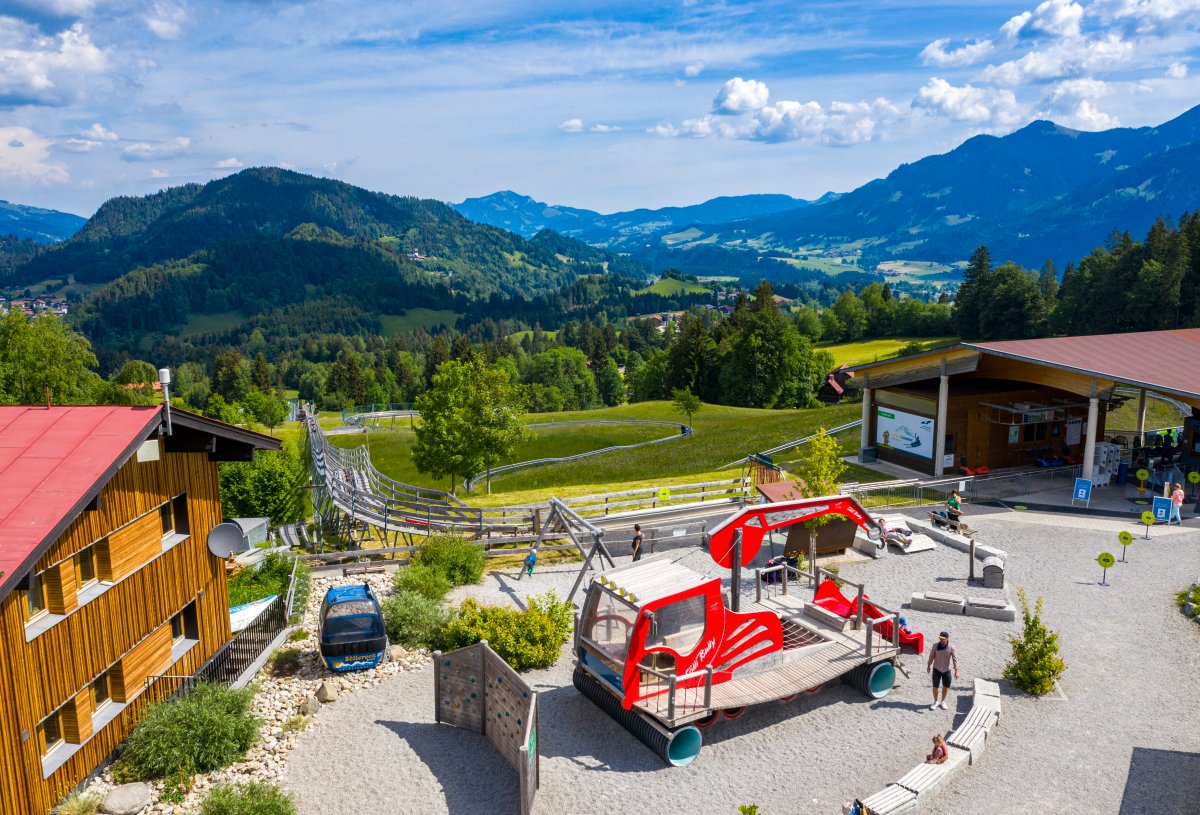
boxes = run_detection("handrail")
[720,418,862,470]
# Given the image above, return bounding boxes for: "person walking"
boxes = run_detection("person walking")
[1170,482,1186,525]
[927,631,959,710]
[631,523,644,561]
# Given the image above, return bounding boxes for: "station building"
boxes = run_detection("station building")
[0,405,278,815]
[848,328,1200,480]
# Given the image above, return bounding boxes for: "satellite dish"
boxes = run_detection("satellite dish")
[207,522,244,558]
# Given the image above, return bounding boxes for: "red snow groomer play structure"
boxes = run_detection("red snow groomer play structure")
[573,494,918,767]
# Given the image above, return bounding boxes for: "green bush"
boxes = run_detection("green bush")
[382,590,450,649]
[412,536,485,586]
[119,683,260,779]
[52,792,100,815]
[1176,584,1200,608]
[393,563,453,602]
[1003,589,1067,696]
[439,590,573,670]
[287,628,309,642]
[227,553,307,607]
[269,647,303,677]
[200,782,296,815]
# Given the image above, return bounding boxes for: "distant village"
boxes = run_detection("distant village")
[0,296,69,317]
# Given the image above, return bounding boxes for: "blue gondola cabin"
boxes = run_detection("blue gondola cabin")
[318,585,387,672]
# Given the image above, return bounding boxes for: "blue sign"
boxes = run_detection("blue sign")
[1152,496,1172,522]
[1073,478,1092,504]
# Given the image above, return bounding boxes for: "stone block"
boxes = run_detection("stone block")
[1184,602,1196,617]
[102,783,151,815]
[316,679,338,703]
[965,598,1016,621]
[911,592,965,615]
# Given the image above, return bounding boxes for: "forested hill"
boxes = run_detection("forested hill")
[10,168,656,368]
[0,201,86,243]
[12,167,647,295]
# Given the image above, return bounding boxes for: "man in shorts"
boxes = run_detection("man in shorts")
[631,524,644,561]
[926,630,959,710]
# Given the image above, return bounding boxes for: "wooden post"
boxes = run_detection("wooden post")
[433,650,442,724]
[755,569,762,603]
[855,585,865,630]
[808,527,817,582]
[969,538,976,581]
[782,562,789,596]
[667,674,677,723]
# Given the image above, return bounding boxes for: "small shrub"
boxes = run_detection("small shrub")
[528,590,573,635]
[287,628,309,642]
[161,769,193,804]
[393,563,453,602]
[269,647,303,677]
[1176,585,1200,608]
[120,683,260,779]
[282,714,310,734]
[200,782,296,815]
[1003,589,1067,696]
[382,590,450,649]
[52,792,100,815]
[412,535,485,586]
[439,593,572,671]
[227,553,307,607]
[739,806,762,815]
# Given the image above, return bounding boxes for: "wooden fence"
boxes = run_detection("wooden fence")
[433,641,539,815]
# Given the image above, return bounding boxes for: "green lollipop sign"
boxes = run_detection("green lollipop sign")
[1097,551,1115,586]
[1118,530,1133,561]
[656,486,671,502]
[1189,471,1200,484]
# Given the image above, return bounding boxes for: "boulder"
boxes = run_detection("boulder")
[1185,602,1196,617]
[389,644,407,662]
[316,680,338,703]
[102,782,152,815]
[300,694,320,715]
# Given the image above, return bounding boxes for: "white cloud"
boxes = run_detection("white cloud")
[1036,78,1120,128]
[712,77,769,114]
[654,90,903,145]
[684,61,704,77]
[558,118,583,132]
[1166,61,1188,78]
[1093,0,1200,34]
[215,157,243,168]
[61,138,100,152]
[0,126,69,184]
[82,122,117,141]
[145,1,188,40]
[8,0,97,17]
[982,34,1133,84]
[150,168,169,178]
[589,124,621,133]
[1001,10,1033,38]
[0,20,109,107]
[121,136,191,161]
[1001,0,1083,38]
[914,77,1022,129]
[920,38,995,67]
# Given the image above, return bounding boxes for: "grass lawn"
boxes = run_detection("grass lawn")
[176,310,244,337]
[817,336,957,367]
[508,329,558,342]
[1107,394,1187,433]
[378,309,460,336]
[635,278,710,296]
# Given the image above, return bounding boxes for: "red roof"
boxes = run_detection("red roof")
[0,406,160,593]
[967,328,1200,400]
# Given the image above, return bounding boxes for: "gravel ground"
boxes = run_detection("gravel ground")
[282,508,1200,815]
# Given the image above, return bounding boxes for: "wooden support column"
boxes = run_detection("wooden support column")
[860,387,872,451]
[1083,380,1099,480]
[1136,388,1147,446]
[934,364,949,476]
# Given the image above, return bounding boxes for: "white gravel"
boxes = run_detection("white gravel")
[281,508,1200,815]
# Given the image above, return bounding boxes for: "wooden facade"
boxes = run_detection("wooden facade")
[0,446,232,815]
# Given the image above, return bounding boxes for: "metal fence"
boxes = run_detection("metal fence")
[196,594,288,685]
[846,465,1084,511]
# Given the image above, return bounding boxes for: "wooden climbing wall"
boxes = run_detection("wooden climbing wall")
[434,641,540,815]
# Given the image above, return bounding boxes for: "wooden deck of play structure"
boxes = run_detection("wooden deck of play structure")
[631,585,900,725]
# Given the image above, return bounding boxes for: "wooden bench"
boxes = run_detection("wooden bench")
[860,784,917,815]
[803,601,852,632]
[342,565,386,577]
[973,678,1002,719]
[947,704,998,764]
[927,511,973,536]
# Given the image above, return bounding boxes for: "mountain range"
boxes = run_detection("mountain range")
[455,104,1200,270]
[0,201,86,243]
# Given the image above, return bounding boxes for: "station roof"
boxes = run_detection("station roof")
[849,328,1200,405]
[0,405,279,603]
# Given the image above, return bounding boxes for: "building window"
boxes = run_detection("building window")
[170,601,199,642]
[39,711,63,757]
[161,494,190,538]
[170,613,184,643]
[26,572,46,621]
[75,546,97,589]
[92,670,112,712]
[160,502,174,536]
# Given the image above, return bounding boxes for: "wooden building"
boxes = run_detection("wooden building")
[849,329,1200,478]
[0,406,279,815]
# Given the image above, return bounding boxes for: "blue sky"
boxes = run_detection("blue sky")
[2,0,1199,216]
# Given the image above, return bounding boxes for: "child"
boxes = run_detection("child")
[523,550,538,577]
[926,734,948,764]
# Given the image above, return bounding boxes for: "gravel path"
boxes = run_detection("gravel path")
[282,509,1200,815]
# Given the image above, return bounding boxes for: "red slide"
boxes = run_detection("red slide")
[814,580,924,654]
